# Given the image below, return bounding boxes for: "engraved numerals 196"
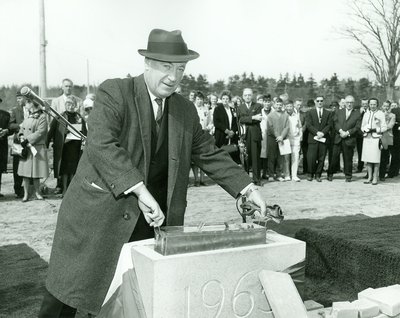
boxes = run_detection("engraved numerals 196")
[184,271,268,318]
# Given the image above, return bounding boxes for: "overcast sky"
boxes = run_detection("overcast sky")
[1,0,371,88]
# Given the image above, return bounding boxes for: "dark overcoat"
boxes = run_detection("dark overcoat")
[238,102,262,141]
[0,110,10,172]
[46,112,87,178]
[9,105,24,142]
[213,104,239,147]
[46,75,251,314]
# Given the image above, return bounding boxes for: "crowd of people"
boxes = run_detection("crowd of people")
[1,80,400,199]
[0,79,92,200]
[187,88,400,186]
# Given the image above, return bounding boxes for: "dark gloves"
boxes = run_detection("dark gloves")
[21,139,29,147]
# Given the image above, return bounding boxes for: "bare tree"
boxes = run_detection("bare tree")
[343,0,400,99]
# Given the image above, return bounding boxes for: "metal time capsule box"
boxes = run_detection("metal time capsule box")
[154,223,266,256]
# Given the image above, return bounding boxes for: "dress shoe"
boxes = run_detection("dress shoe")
[194,181,200,187]
[307,176,313,181]
[292,176,301,182]
[254,181,262,186]
[277,177,284,182]
[316,177,322,182]
[372,180,378,185]
[22,197,29,202]
[199,181,207,186]
[363,180,371,184]
[327,175,333,181]
[379,177,385,182]
[345,178,352,182]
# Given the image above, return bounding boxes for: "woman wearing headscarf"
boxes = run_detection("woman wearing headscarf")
[17,98,49,201]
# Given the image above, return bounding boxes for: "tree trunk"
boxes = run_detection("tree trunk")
[386,84,395,101]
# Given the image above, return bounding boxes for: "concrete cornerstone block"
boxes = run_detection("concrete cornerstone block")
[351,299,380,318]
[331,301,358,318]
[358,285,400,316]
[259,270,308,318]
[131,231,305,318]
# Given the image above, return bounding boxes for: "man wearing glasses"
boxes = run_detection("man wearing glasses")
[327,95,362,182]
[305,95,332,181]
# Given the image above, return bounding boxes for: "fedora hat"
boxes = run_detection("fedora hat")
[138,29,199,62]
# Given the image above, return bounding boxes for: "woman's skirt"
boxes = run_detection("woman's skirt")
[361,135,381,163]
[18,144,49,178]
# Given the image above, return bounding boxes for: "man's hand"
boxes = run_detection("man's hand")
[276,136,283,143]
[316,131,324,138]
[252,114,262,121]
[246,187,267,217]
[134,184,165,227]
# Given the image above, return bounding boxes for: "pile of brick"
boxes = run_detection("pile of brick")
[311,284,400,318]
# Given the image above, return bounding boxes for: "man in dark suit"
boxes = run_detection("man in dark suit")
[238,88,263,185]
[327,95,362,182]
[388,106,400,177]
[213,90,240,163]
[305,96,332,182]
[8,91,27,197]
[39,29,268,317]
[0,98,11,197]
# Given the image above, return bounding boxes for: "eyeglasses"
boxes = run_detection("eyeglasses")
[316,100,323,103]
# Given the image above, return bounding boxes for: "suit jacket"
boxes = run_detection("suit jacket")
[392,108,400,137]
[0,110,10,172]
[305,107,332,144]
[332,108,361,146]
[213,103,239,147]
[381,112,396,149]
[9,105,25,142]
[238,102,262,141]
[46,75,252,314]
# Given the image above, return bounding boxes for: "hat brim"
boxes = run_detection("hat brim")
[138,49,199,62]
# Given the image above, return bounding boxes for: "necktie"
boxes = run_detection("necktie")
[346,109,350,120]
[155,98,163,132]
[318,108,322,122]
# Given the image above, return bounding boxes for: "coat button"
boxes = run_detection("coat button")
[110,183,115,189]
[123,212,130,220]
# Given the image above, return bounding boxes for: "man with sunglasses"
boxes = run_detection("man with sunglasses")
[305,95,332,181]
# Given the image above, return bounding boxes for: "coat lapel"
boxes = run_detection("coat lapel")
[167,93,184,211]
[133,75,152,183]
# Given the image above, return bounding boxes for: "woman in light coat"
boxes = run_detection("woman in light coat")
[18,99,49,201]
[361,98,387,185]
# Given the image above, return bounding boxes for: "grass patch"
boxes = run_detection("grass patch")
[294,214,400,305]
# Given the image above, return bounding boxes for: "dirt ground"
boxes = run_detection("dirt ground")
[1,169,400,262]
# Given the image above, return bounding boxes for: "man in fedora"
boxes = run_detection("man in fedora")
[39,29,268,317]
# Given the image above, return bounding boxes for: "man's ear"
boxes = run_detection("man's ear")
[144,58,151,71]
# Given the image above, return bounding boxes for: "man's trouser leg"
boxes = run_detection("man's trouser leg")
[38,288,76,318]
[12,155,23,196]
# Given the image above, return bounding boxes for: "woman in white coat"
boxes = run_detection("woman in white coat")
[361,98,387,185]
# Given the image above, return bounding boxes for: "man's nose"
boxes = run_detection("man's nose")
[167,67,180,82]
